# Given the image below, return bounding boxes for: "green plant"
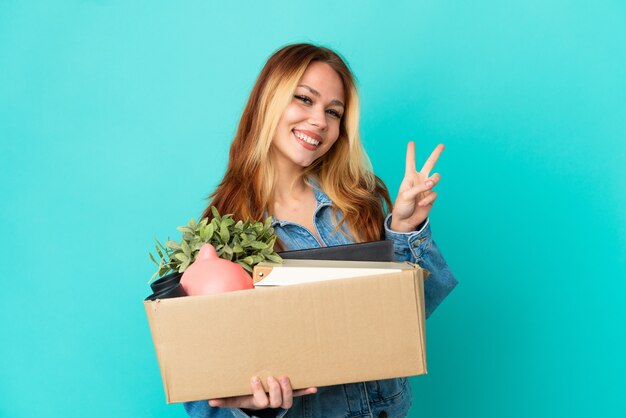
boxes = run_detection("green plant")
[149,207,282,281]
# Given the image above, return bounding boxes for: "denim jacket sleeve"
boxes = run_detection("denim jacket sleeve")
[384,214,458,318]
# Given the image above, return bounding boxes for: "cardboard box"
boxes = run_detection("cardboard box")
[144,260,427,403]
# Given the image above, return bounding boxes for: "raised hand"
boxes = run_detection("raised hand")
[208,376,317,410]
[390,142,444,232]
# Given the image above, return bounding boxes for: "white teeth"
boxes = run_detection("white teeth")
[294,131,320,146]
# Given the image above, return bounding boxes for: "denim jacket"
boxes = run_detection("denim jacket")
[184,185,457,418]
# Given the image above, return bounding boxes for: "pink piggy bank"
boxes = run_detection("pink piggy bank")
[180,244,254,295]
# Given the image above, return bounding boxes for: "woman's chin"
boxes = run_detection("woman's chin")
[288,153,316,168]
[294,160,314,169]
[271,147,318,170]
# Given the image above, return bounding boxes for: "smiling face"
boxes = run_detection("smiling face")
[271,61,345,172]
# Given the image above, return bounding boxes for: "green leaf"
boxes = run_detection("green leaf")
[205,223,215,239]
[222,245,233,260]
[175,253,188,262]
[211,206,221,222]
[156,238,168,252]
[166,240,181,250]
[265,253,283,263]
[249,241,268,249]
[154,244,164,259]
[179,259,190,272]
[149,252,159,266]
[236,260,253,273]
[181,240,191,256]
[210,219,220,235]
[219,222,230,243]
[158,265,171,278]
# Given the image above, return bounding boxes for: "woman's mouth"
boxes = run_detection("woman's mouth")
[293,129,320,150]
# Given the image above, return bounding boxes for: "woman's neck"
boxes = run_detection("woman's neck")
[272,153,309,203]
[273,173,309,203]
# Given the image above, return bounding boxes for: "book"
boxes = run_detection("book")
[277,240,394,262]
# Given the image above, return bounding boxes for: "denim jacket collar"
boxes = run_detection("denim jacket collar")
[308,176,332,204]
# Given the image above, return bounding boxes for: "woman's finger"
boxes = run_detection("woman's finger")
[405,141,417,176]
[208,379,317,409]
[420,144,444,176]
[267,376,283,408]
[402,182,433,201]
[208,399,225,407]
[293,387,318,397]
[428,173,441,186]
[278,376,293,409]
[418,191,438,207]
[251,376,270,409]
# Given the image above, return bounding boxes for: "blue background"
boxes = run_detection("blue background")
[1,1,625,417]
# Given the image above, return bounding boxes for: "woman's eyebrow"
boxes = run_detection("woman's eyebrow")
[297,84,345,108]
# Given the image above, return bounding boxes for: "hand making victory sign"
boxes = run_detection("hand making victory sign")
[390,142,444,232]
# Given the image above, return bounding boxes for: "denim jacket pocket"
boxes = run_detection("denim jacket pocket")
[367,377,409,404]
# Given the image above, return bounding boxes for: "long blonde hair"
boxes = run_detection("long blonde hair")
[202,43,392,244]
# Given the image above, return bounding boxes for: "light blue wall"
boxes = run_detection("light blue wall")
[1,1,624,417]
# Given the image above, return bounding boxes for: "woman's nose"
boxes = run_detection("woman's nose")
[308,107,328,130]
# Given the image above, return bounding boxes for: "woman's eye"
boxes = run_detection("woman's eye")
[295,95,312,104]
[327,109,342,118]
[295,95,341,118]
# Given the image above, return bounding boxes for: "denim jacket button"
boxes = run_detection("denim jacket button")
[378,411,388,418]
